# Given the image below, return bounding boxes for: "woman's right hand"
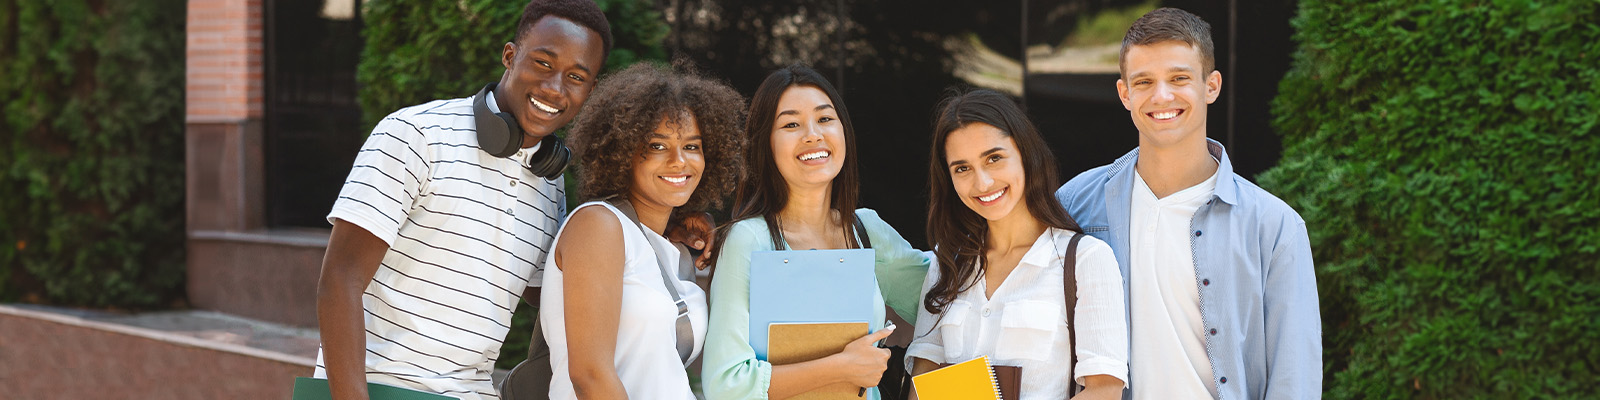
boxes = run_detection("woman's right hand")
[833,326,896,387]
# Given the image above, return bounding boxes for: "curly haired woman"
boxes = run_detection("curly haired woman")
[539,62,748,399]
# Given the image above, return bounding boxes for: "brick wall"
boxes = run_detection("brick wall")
[186,0,263,122]
[186,0,265,233]
[185,0,327,329]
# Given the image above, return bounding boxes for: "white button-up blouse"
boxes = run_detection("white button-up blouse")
[907,228,1129,400]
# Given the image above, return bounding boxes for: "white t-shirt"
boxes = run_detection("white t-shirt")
[907,228,1129,399]
[1129,167,1220,400]
[540,202,709,400]
[314,97,566,399]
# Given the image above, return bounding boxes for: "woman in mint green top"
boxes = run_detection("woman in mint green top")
[703,64,930,399]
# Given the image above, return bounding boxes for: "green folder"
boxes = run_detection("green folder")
[291,377,457,400]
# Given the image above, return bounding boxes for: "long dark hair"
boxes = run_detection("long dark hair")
[923,88,1082,315]
[708,63,862,269]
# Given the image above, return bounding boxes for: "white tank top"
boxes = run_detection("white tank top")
[539,202,708,399]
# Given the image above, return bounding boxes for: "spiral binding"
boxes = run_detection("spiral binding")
[981,357,1003,399]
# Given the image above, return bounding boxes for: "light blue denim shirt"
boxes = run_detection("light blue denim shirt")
[1055,139,1321,399]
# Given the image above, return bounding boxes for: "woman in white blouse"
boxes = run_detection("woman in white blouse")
[908,89,1129,400]
[540,63,747,399]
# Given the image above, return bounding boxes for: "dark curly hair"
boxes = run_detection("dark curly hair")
[515,0,613,61]
[567,62,748,212]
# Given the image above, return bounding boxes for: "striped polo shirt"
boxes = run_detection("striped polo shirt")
[314,96,565,399]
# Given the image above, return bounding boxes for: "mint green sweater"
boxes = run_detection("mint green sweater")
[701,209,930,400]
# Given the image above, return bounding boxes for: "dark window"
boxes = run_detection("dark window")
[668,0,1294,247]
[263,0,366,228]
[1023,0,1296,179]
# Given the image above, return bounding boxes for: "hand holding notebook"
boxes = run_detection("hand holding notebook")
[750,248,886,398]
[769,322,870,399]
[748,249,880,360]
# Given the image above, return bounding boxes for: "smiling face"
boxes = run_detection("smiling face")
[1116,40,1222,150]
[944,122,1029,222]
[769,85,847,192]
[629,113,705,212]
[496,16,606,144]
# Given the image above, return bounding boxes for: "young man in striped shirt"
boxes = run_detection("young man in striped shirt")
[314,1,614,398]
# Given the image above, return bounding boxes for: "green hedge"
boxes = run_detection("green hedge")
[0,0,187,308]
[1259,0,1600,397]
[357,0,668,370]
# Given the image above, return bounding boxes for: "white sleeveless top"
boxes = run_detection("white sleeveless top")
[539,202,708,399]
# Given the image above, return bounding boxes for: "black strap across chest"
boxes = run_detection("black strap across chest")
[771,212,873,250]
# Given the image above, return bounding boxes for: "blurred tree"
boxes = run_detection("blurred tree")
[1261,0,1600,397]
[357,0,668,131]
[0,0,187,308]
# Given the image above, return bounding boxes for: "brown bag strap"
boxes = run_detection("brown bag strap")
[1063,232,1084,396]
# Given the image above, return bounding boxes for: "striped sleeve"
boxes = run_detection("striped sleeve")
[524,173,568,288]
[326,114,431,246]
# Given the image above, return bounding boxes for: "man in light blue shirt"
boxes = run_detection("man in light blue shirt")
[1054,8,1321,399]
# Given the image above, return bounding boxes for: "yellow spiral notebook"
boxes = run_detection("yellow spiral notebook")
[911,356,1002,400]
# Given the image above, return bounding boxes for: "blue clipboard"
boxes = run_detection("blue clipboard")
[748,248,879,360]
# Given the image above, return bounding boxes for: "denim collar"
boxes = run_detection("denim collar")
[1105,138,1239,206]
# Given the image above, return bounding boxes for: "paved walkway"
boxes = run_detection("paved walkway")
[6,303,321,360]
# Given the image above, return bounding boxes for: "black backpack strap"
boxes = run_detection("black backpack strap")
[772,211,874,250]
[853,211,873,249]
[1063,231,1084,396]
[501,316,552,400]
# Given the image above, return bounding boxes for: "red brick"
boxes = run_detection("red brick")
[186,0,263,121]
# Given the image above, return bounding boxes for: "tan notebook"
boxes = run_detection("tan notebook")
[911,356,1003,400]
[768,322,870,399]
